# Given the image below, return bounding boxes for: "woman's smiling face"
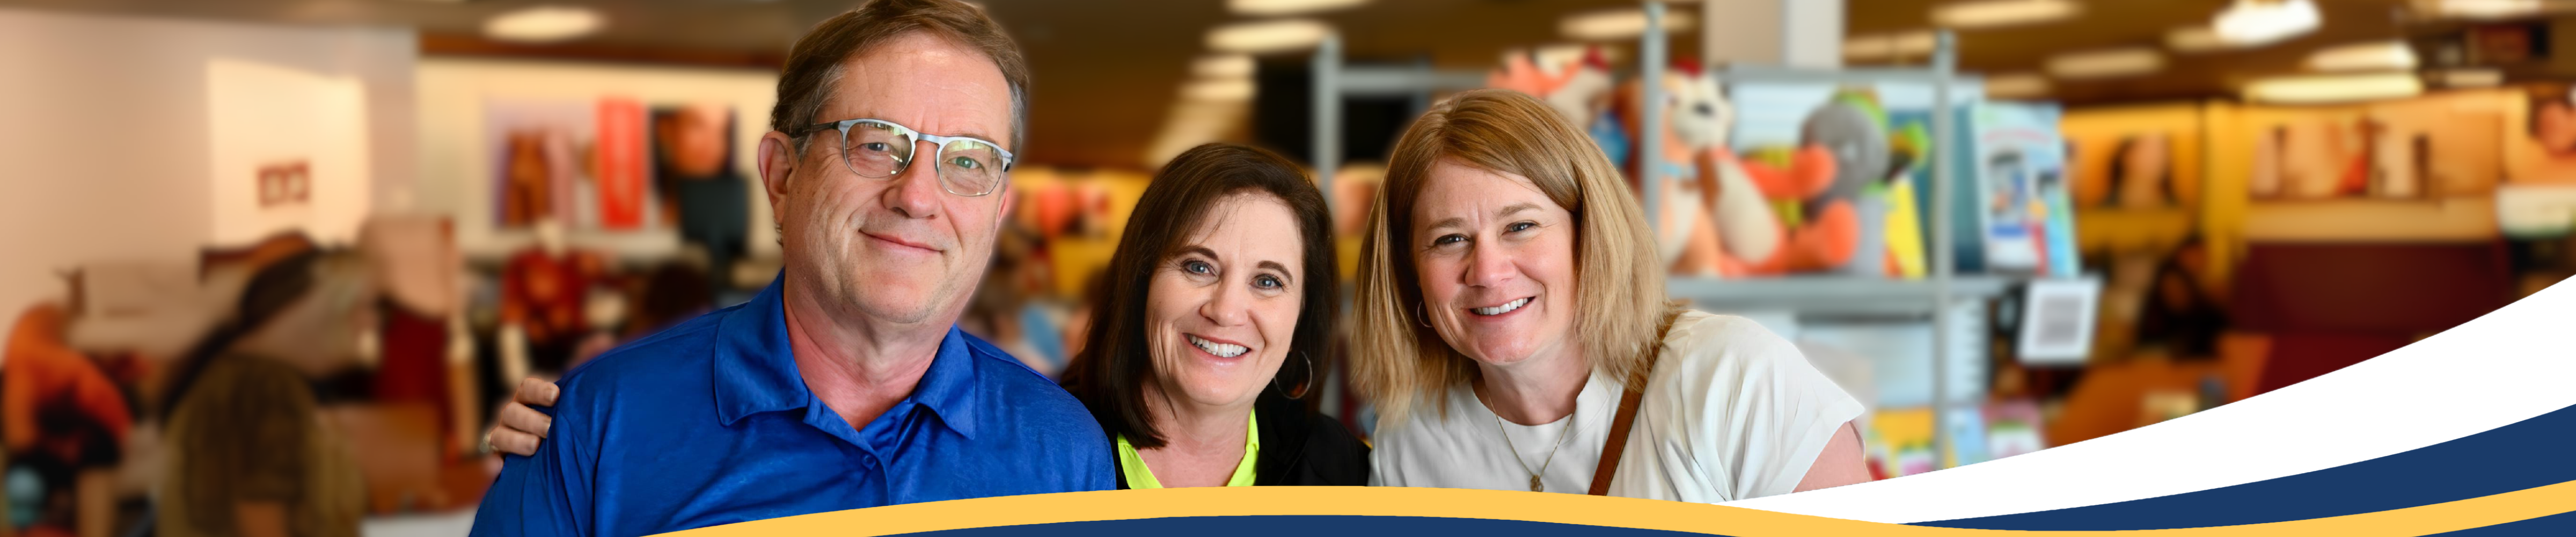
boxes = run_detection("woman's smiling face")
[1409,159,1580,368]
[1145,192,1307,410]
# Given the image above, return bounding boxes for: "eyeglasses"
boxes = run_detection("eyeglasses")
[803,118,1016,197]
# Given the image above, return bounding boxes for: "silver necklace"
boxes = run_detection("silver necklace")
[1491,404,1575,492]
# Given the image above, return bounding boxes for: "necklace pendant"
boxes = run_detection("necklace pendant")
[1530,475,1544,492]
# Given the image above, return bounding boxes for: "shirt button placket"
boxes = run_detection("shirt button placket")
[865,455,894,500]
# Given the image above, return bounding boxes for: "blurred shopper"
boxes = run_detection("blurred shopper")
[157,238,373,537]
[961,225,1065,377]
[655,104,752,292]
[620,263,716,341]
[1057,143,1367,488]
[1353,89,1868,500]
[5,304,132,537]
[499,221,603,375]
[470,1,1111,535]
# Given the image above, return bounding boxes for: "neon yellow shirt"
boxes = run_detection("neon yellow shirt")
[1114,409,1259,488]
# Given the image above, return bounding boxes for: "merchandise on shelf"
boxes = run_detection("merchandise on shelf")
[1970,101,2075,277]
[1707,85,1904,278]
[1628,63,1746,278]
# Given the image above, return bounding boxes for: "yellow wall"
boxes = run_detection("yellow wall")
[2136,92,2518,294]
[2200,101,2251,294]
[1012,166,1153,299]
[2061,103,2208,260]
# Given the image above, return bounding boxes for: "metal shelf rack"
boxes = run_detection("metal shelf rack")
[1306,2,1992,470]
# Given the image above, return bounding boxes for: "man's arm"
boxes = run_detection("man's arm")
[470,398,590,537]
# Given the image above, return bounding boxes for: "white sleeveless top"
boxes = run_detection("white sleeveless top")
[1369,311,1864,502]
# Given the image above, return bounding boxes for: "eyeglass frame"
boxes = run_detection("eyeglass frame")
[800,118,1018,198]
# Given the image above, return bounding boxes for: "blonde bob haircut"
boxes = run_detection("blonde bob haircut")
[1352,88,1679,423]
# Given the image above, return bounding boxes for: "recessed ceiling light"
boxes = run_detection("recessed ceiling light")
[1845,30,1938,62]
[2214,0,2319,47]
[2046,47,2165,79]
[1931,0,2080,30]
[1208,19,1332,53]
[2306,41,2419,71]
[1891,31,1938,56]
[484,5,603,44]
[1560,8,1698,41]
[2244,72,2424,104]
[2166,26,2242,54]
[1228,0,1367,17]
[2425,0,2544,19]
[1182,78,1256,101]
[1985,72,2052,99]
[1192,54,1255,79]
[1529,43,1594,70]
[2434,68,2504,88]
[1845,34,1894,60]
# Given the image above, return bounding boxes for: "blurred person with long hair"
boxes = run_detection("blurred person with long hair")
[157,236,372,537]
[1355,89,1868,500]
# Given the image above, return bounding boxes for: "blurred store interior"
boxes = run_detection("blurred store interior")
[3,0,2572,535]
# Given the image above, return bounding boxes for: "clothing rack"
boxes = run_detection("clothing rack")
[1307,3,1994,473]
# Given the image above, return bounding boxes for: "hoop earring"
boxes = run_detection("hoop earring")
[1415,302,1433,328]
[1272,351,1314,400]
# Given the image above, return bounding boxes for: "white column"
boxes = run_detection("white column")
[1782,0,1844,68]
[1702,0,1842,68]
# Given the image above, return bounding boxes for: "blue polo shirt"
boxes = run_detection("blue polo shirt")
[470,277,1113,537]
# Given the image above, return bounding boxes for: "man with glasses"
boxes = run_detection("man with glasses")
[471,1,1112,535]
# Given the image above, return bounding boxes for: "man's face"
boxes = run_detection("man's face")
[765,32,1014,327]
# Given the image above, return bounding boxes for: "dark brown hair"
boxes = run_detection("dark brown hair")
[1060,143,1338,448]
[773,0,1030,151]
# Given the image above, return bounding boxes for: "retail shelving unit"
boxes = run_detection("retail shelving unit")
[1305,34,1487,207]
[1307,2,2000,468]
[1675,24,1994,467]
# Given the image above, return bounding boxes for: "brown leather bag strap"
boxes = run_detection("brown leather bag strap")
[1589,309,1681,496]
[1586,384,1647,495]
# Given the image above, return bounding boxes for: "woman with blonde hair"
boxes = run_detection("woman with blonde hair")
[1356,89,1867,500]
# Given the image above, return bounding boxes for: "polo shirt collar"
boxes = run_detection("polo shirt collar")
[708,273,984,439]
[909,325,983,439]
[711,275,802,426]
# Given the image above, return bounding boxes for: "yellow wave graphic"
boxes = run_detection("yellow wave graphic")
[662,479,2576,536]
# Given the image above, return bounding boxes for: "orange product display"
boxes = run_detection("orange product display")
[3,303,133,462]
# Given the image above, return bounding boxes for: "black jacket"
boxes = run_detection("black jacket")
[1108,393,1371,488]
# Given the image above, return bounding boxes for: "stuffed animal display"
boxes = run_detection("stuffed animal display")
[1716,89,1914,277]
[1488,46,1616,145]
[1491,56,1926,280]
[1618,63,1734,276]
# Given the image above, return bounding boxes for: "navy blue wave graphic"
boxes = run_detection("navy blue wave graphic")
[899,516,1723,537]
[1916,402,2576,531]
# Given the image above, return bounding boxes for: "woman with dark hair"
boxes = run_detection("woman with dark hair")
[479,143,1366,488]
[1056,142,1366,487]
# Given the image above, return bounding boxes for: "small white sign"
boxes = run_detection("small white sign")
[2018,277,2101,365]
